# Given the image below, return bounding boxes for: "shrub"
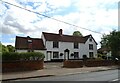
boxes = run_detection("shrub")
[82,55,87,61]
[2,52,20,61]
[2,52,45,61]
[95,53,105,60]
[26,52,45,60]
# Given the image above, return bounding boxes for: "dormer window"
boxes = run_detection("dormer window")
[28,40,32,43]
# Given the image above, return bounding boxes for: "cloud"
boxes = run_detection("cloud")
[2,42,15,46]
[47,0,72,8]
[1,0,119,47]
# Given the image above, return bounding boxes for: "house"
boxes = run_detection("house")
[41,29,97,61]
[15,29,97,61]
[98,47,111,54]
[15,36,47,60]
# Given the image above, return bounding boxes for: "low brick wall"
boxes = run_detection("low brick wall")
[2,60,44,72]
[63,60,83,68]
[85,60,115,67]
[115,60,120,66]
[63,60,117,68]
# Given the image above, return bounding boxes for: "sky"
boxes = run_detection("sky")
[0,0,119,48]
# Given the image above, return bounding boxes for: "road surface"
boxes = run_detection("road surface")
[14,69,119,82]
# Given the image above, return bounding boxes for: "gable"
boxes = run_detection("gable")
[85,35,98,45]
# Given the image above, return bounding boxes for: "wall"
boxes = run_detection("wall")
[41,33,46,46]
[63,60,83,68]
[46,41,87,60]
[2,60,44,72]
[45,35,97,61]
[84,37,97,58]
[63,60,117,68]
[16,50,27,52]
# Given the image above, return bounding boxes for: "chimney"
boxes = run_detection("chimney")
[59,29,63,36]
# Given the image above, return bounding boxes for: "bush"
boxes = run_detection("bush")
[2,52,45,61]
[95,53,106,60]
[2,52,20,61]
[82,55,87,61]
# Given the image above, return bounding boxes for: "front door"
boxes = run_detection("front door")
[47,51,52,61]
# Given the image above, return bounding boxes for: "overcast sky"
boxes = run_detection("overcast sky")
[0,0,119,48]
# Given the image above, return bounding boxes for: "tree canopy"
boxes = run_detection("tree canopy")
[73,31,83,36]
[100,31,120,57]
[7,45,15,52]
[0,43,15,52]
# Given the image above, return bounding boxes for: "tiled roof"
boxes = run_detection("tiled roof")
[42,32,97,44]
[15,36,46,50]
[98,47,111,52]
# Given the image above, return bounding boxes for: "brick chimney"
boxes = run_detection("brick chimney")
[59,29,63,36]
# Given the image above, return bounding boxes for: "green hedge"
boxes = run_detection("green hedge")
[2,52,45,61]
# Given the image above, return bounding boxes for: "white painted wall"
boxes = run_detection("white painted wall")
[16,50,27,52]
[46,41,86,60]
[41,33,46,46]
[85,37,97,58]
[45,37,97,61]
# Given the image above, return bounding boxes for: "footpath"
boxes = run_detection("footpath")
[1,65,118,81]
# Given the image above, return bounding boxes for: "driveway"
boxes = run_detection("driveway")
[44,62,63,69]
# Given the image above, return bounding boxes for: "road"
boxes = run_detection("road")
[14,69,119,82]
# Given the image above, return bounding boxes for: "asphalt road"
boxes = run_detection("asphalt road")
[14,69,119,82]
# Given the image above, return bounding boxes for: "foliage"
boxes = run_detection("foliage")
[2,44,9,52]
[100,31,120,57]
[0,43,15,52]
[7,45,15,52]
[95,53,105,60]
[82,55,87,61]
[2,52,45,61]
[73,31,83,36]
[0,42,2,52]
[2,52,20,61]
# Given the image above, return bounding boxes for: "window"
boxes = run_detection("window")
[53,41,59,48]
[74,42,79,49]
[74,52,79,59]
[89,38,92,42]
[28,39,32,43]
[53,52,59,58]
[89,44,93,50]
[89,52,94,58]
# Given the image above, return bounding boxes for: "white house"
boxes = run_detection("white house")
[41,29,97,61]
[15,29,97,61]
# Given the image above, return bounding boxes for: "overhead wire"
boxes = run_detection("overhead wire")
[1,0,103,35]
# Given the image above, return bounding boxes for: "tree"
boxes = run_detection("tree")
[0,42,2,52]
[73,31,83,36]
[100,31,120,58]
[2,44,9,52]
[7,45,15,52]
[0,43,15,52]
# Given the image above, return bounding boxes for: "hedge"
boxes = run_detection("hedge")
[2,52,45,61]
